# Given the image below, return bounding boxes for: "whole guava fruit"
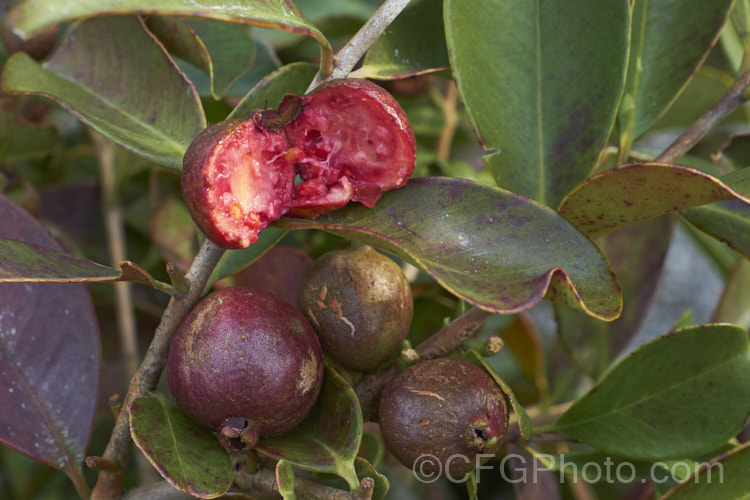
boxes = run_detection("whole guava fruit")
[297,244,413,371]
[182,78,416,249]
[378,358,509,478]
[167,287,324,451]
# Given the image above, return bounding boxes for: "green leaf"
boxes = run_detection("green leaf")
[618,0,733,154]
[0,108,60,162]
[130,392,233,499]
[558,163,750,236]
[681,200,750,260]
[671,310,695,331]
[275,460,296,500]
[146,17,257,100]
[276,177,622,321]
[352,0,449,80]
[445,0,630,208]
[712,258,750,330]
[553,324,750,461]
[6,0,331,71]
[463,349,532,438]
[255,366,362,490]
[1,16,206,169]
[229,61,318,119]
[662,442,750,499]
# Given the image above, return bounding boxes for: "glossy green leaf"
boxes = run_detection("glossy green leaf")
[6,0,330,71]
[618,0,733,151]
[464,349,532,438]
[130,392,233,499]
[229,61,317,119]
[662,442,750,499]
[445,0,630,208]
[146,17,256,100]
[276,177,622,321]
[672,310,695,331]
[554,324,750,460]
[1,16,206,169]
[558,163,750,236]
[681,200,750,260]
[352,0,449,80]
[0,107,60,162]
[275,460,296,500]
[712,258,750,330]
[714,131,750,172]
[255,366,362,490]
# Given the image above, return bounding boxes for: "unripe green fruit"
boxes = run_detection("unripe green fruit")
[297,244,413,372]
[378,357,509,478]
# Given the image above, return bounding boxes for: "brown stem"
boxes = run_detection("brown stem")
[91,240,225,500]
[235,466,354,500]
[657,71,750,163]
[355,306,494,421]
[354,477,375,500]
[86,456,121,473]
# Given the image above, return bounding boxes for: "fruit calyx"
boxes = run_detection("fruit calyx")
[182,79,416,249]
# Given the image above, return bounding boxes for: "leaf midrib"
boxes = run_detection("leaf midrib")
[556,348,747,430]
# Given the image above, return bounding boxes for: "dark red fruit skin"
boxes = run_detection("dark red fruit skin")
[167,287,324,449]
[182,79,416,249]
[378,358,509,478]
[297,245,412,371]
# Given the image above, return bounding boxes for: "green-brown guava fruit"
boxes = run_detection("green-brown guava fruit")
[378,358,509,478]
[167,287,324,451]
[297,245,413,371]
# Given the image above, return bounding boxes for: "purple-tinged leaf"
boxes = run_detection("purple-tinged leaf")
[130,392,233,499]
[146,17,256,100]
[277,177,622,321]
[2,16,206,169]
[6,0,330,73]
[0,237,163,289]
[445,0,630,208]
[255,366,362,490]
[229,61,317,119]
[0,195,99,496]
[558,163,750,236]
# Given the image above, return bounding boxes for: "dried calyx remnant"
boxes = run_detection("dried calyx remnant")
[182,79,417,249]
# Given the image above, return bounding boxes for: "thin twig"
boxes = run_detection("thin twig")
[657,71,750,163]
[355,306,493,421]
[308,0,413,91]
[437,80,459,161]
[91,240,225,500]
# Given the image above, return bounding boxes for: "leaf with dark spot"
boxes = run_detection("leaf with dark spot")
[277,177,622,321]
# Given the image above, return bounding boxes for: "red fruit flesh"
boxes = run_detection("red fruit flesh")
[182,79,416,249]
[167,288,324,450]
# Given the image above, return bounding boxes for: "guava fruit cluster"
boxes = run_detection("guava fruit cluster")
[167,287,324,451]
[182,78,417,249]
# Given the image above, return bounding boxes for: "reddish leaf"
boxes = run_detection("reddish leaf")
[558,163,750,236]
[500,313,549,397]
[0,195,100,492]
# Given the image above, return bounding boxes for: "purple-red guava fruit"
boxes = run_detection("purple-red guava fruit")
[297,244,413,372]
[378,358,509,478]
[182,78,416,249]
[167,287,324,451]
